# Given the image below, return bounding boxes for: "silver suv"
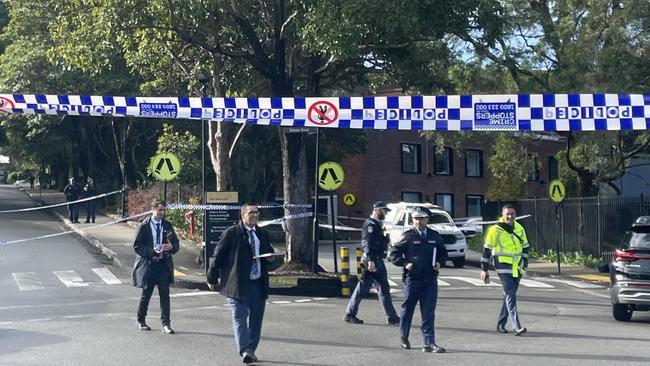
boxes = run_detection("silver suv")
[610,216,650,321]
[384,202,467,268]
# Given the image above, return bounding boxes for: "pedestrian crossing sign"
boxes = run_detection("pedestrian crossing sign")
[549,179,566,203]
[150,152,181,181]
[318,161,345,191]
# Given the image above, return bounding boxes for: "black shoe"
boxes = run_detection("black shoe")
[497,324,508,333]
[514,327,527,336]
[387,316,400,325]
[161,325,175,334]
[242,352,258,364]
[400,338,410,349]
[343,314,364,324]
[136,322,151,331]
[423,344,446,353]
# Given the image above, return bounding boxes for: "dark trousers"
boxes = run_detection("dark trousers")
[400,277,438,345]
[67,202,79,222]
[137,262,171,326]
[228,279,266,356]
[86,200,96,222]
[345,259,398,319]
[497,273,522,330]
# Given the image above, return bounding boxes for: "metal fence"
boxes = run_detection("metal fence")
[484,195,650,261]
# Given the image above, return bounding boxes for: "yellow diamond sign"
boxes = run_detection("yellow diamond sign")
[318,161,345,191]
[150,152,181,182]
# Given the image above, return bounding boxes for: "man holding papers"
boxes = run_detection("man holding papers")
[207,203,276,364]
[389,207,447,353]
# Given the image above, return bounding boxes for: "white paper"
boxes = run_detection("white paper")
[432,247,437,267]
[253,252,286,259]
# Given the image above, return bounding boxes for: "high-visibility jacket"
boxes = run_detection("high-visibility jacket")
[481,219,530,277]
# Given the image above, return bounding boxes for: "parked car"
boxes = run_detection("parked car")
[384,202,467,268]
[453,216,484,238]
[609,216,650,321]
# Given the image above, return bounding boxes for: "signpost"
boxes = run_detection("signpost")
[549,179,566,274]
[203,191,239,275]
[318,161,345,273]
[150,152,181,203]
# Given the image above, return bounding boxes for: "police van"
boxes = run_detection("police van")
[384,202,467,268]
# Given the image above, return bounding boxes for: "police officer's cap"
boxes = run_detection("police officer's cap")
[372,201,391,212]
[412,208,429,218]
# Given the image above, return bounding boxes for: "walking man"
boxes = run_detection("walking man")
[343,201,400,325]
[132,200,179,334]
[480,204,530,336]
[83,177,97,223]
[389,208,447,353]
[207,203,276,364]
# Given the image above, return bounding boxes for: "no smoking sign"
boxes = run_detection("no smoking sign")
[307,101,338,125]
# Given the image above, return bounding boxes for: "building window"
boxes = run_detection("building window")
[548,156,559,181]
[434,147,453,175]
[435,193,454,216]
[465,149,483,177]
[401,143,421,174]
[402,191,422,203]
[466,195,483,217]
[527,154,540,181]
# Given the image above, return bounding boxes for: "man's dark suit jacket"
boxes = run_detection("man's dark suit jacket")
[131,216,180,288]
[207,222,274,300]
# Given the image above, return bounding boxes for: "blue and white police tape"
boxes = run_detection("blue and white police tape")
[0,189,124,214]
[167,203,312,211]
[0,211,150,247]
[258,211,314,227]
[2,93,649,131]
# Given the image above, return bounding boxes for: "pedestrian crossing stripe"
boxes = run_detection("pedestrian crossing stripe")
[388,275,603,289]
[12,268,122,290]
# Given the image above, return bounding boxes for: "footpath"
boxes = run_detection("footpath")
[14,183,610,295]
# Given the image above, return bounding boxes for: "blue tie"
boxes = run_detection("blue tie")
[421,230,427,242]
[155,223,163,258]
[249,230,259,279]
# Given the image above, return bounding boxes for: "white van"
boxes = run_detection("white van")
[384,202,467,268]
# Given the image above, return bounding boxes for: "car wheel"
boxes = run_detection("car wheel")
[612,304,633,322]
[452,257,465,268]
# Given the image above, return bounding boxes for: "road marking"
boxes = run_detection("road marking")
[387,279,398,287]
[437,279,451,287]
[545,279,604,289]
[174,269,186,277]
[12,272,45,291]
[520,279,555,288]
[312,297,328,301]
[571,274,610,283]
[178,266,189,271]
[272,300,292,304]
[92,267,122,285]
[440,276,500,287]
[294,299,312,303]
[53,270,89,287]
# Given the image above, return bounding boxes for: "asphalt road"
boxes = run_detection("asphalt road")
[1,184,650,366]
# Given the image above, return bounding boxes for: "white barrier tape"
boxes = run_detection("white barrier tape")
[0,189,124,214]
[258,212,314,227]
[318,223,362,232]
[168,203,312,211]
[0,211,149,247]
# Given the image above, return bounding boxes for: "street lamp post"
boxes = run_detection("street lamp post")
[311,127,320,273]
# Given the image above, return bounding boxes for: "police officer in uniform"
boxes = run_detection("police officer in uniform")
[480,204,529,336]
[343,201,400,325]
[389,208,447,353]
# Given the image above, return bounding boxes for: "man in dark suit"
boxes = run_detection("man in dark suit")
[131,200,179,334]
[207,203,276,365]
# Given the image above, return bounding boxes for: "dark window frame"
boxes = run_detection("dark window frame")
[465,149,484,178]
[434,193,455,217]
[527,153,540,182]
[548,156,559,181]
[401,191,422,203]
[434,146,453,176]
[465,194,484,217]
[401,143,422,174]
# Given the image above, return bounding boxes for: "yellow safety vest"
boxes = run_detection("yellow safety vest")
[484,220,529,277]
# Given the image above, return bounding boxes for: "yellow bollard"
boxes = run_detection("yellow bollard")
[355,247,363,275]
[340,247,350,297]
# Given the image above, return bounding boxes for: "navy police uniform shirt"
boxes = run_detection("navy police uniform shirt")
[362,217,388,261]
[389,227,447,281]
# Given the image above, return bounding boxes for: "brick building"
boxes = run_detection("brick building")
[333,130,564,220]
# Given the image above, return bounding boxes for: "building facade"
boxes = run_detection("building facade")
[336,130,564,219]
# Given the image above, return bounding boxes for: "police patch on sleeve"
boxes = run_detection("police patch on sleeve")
[367,225,374,233]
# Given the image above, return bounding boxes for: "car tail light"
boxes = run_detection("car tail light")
[614,249,650,262]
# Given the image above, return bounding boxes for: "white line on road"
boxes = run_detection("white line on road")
[545,279,604,289]
[53,271,89,287]
[440,276,500,287]
[12,272,45,291]
[387,279,398,287]
[294,299,312,303]
[520,279,556,288]
[437,279,451,287]
[92,267,122,285]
